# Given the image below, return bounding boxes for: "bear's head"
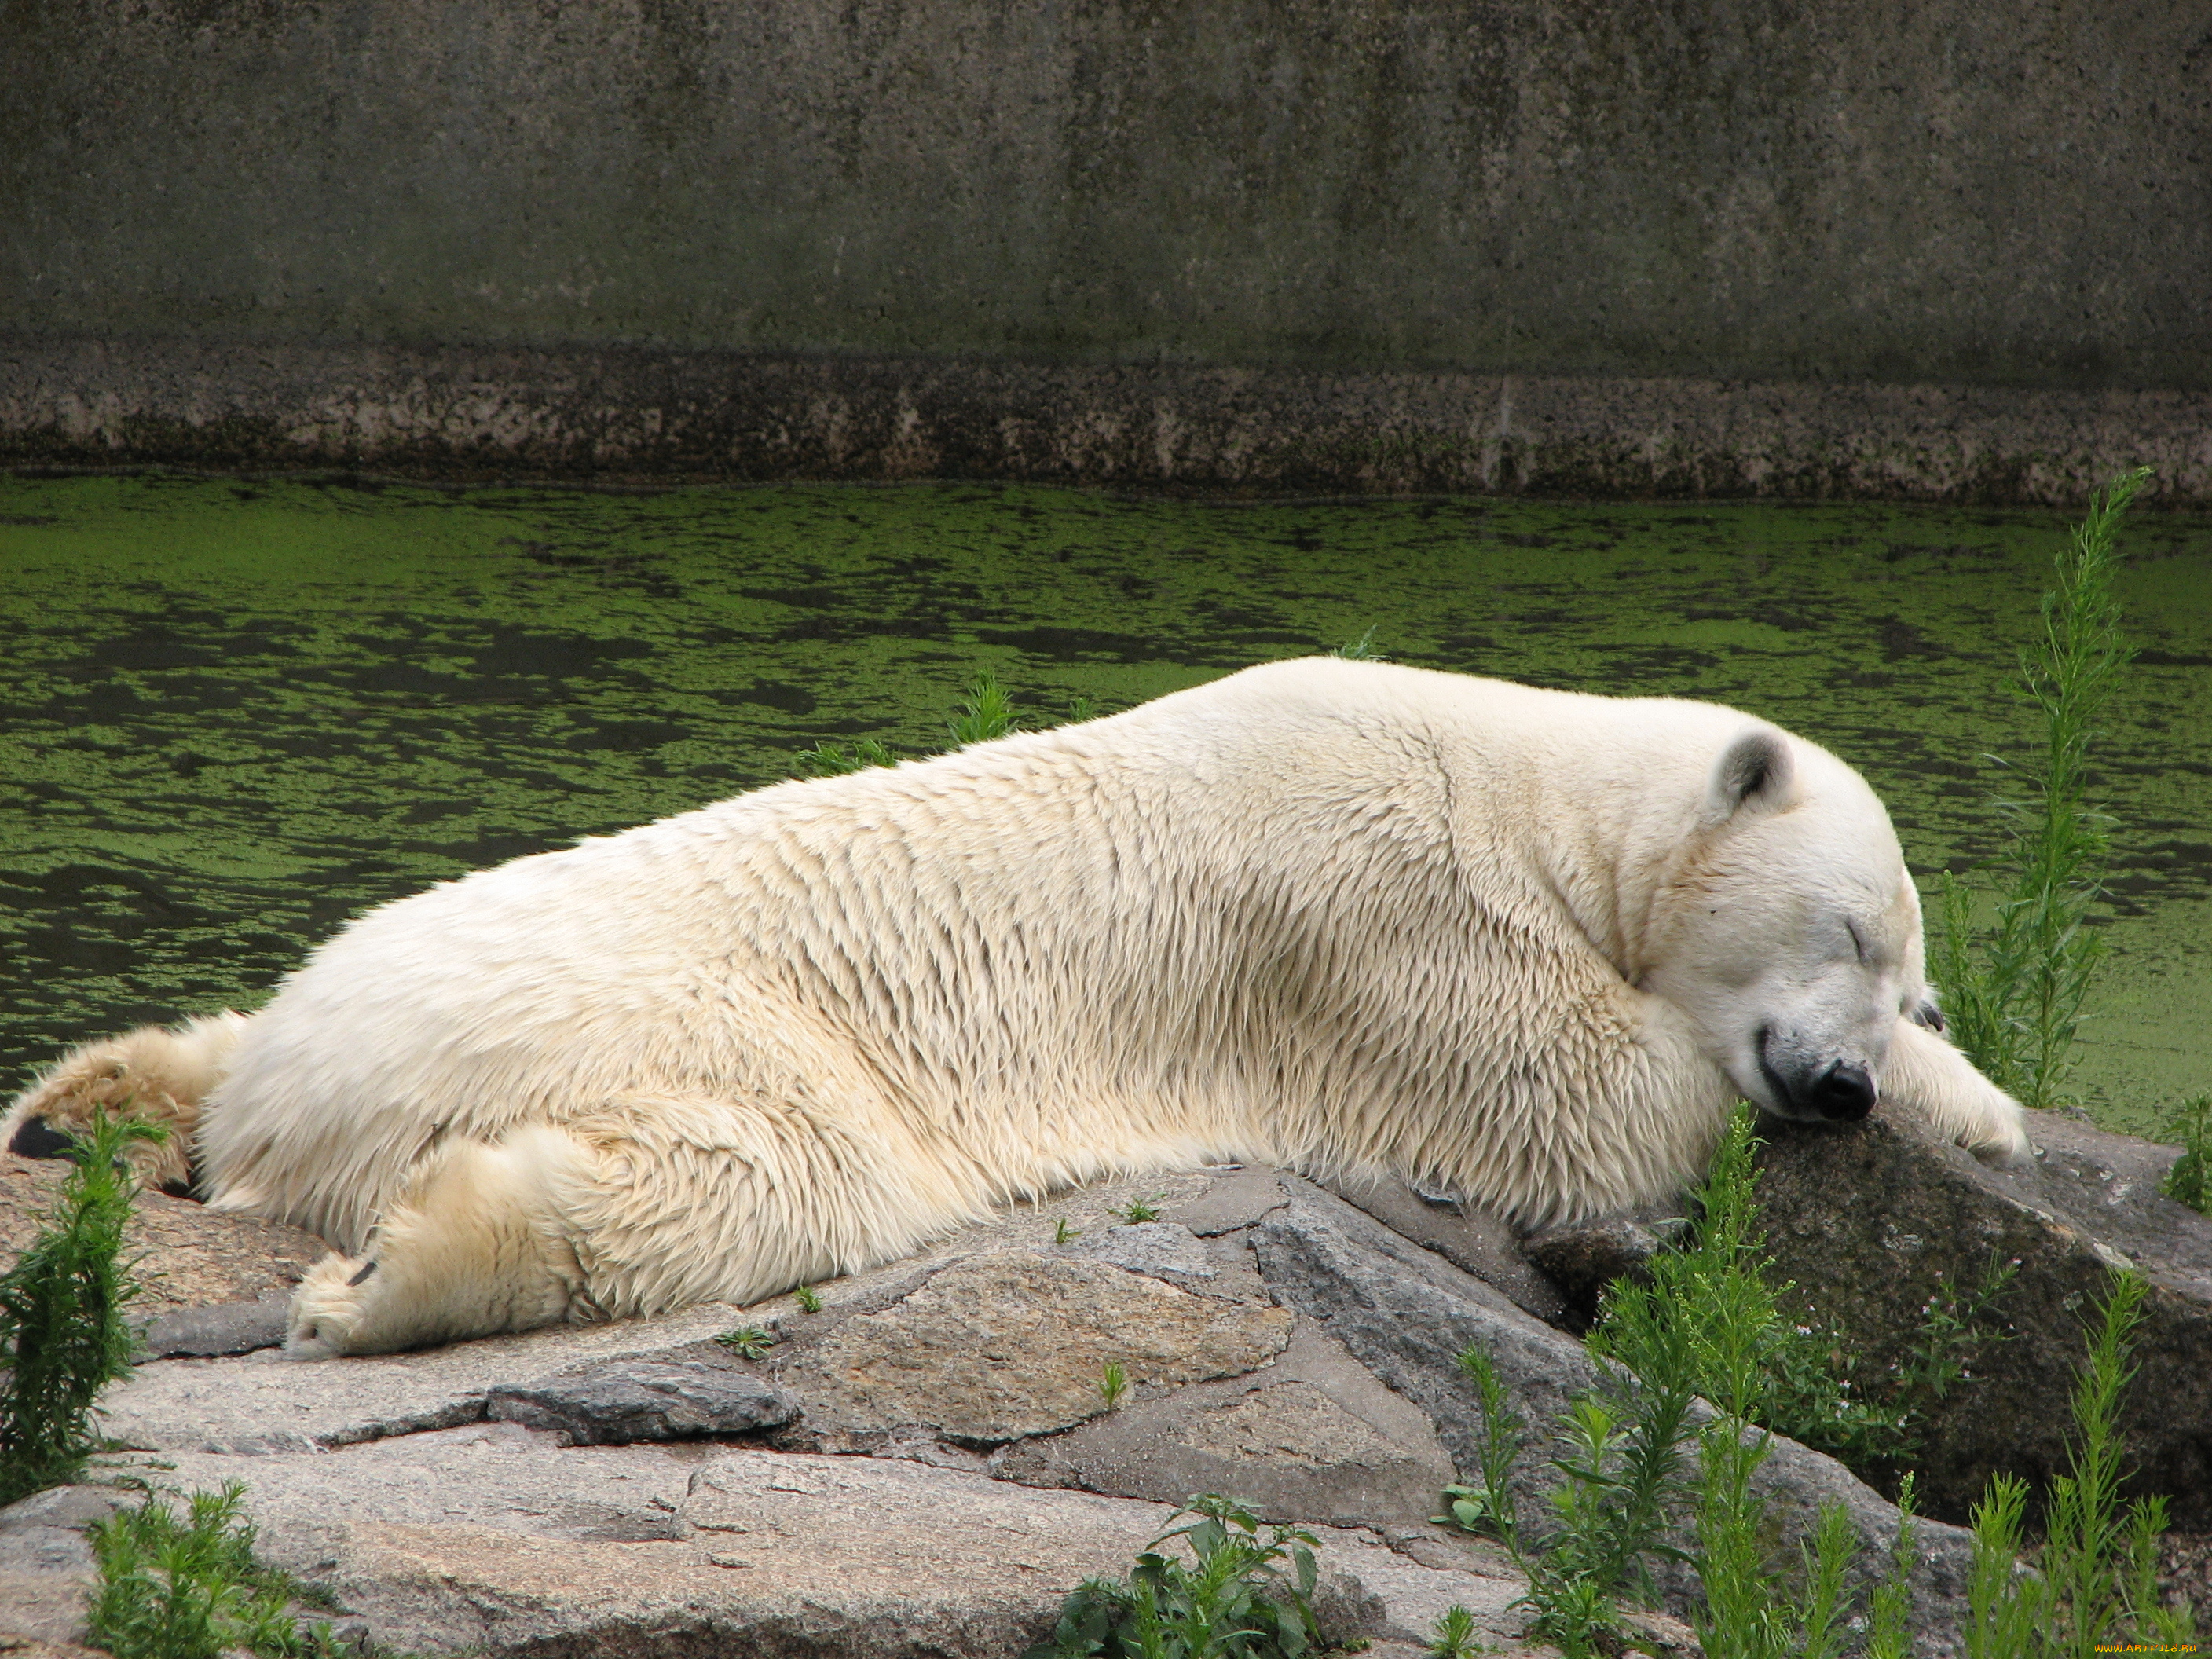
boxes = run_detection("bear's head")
[1639,727,1939,1125]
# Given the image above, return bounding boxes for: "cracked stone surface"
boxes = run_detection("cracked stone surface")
[17,1431,1542,1658]
[773,1252,1292,1446]
[993,1323,1459,1529]
[1068,1220,1219,1288]
[96,1302,750,1452]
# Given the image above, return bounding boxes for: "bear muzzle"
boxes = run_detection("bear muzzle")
[1755,1028,1878,1122]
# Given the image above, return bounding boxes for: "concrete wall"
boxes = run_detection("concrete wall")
[3,0,2207,498]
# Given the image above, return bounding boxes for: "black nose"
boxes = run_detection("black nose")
[1807,1061,1876,1121]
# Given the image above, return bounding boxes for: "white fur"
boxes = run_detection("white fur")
[4,660,2027,1357]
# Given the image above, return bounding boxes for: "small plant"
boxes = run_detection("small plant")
[793,735,899,778]
[1935,467,2152,1111]
[1963,1270,2196,1657]
[1111,1197,1162,1225]
[1427,1603,1486,1659]
[1025,1495,1323,1659]
[793,1284,823,1314]
[1053,1218,1082,1245]
[2159,1093,2212,1216]
[1436,1347,1526,1548]
[86,1482,327,1659]
[716,1324,778,1360]
[1098,1361,1130,1409]
[1437,1346,1695,1657]
[1330,627,1388,661]
[1064,694,1102,723]
[2038,1271,2192,1654]
[947,669,1017,747]
[0,1109,161,1504]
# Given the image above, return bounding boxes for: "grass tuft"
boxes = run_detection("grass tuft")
[947,669,1017,748]
[793,735,899,778]
[0,1109,161,1505]
[792,1284,823,1314]
[1098,1361,1129,1409]
[1329,628,1388,661]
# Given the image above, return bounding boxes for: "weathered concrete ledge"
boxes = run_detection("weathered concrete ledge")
[5,335,2207,506]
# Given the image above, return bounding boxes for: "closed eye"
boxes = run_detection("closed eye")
[1844,918,1869,964]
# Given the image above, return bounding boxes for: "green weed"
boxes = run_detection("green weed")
[1965,1271,2196,1656]
[793,1284,823,1314]
[793,735,899,778]
[1330,628,1388,661]
[1438,1346,1694,1657]
[2159,1093,2212,1216]
[1098,1361,1130,1409]
[947,668,1017,748]
[1426,1603,1485,1659]
[0,1110,160,1504]
[1934,467,2152,1111]
[1024,1495,1324,1659]
[86,1483,330,1659]
[1053,1218,1082,1245]
[1111,1197,1162,1225]
[715,1325,778,1360]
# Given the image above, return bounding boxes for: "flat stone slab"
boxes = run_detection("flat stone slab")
[994,1323,1459,1530]
[1069,1220,1218,1287]
[97,1302,750,1453]
[486,1361,800,1445]
[777,1252,1293,1445]
[101,1432,1541,1658]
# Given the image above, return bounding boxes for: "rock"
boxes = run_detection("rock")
[0,1152,326,1354]
[485,1361,800,1445]
[1164,1167,1289,1236]
[0,1485,128,1652]
[773,1252,1293,1447]
[993,1323,1459,1529]
[1068,1220,1218,1287]
[1251,1177,1978,1654]
[136,1289,295,1360]
[55,1430,1539,1658]
[1756,1106,2212,1525]
[97,1302,750,1453]
[1321,1173,1574,1328]
[1521,1216,1674,1328]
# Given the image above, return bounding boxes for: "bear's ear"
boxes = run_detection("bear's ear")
[1705,728,1796,822]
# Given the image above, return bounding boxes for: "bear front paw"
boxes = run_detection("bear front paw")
[285,1253,376,1360]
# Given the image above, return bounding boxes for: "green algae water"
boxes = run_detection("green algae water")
[2,474,2207,1137]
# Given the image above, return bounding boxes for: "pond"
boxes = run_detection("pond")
[2,473,2207,1139]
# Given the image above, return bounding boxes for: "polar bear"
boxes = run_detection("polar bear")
[5,660,2027,1357]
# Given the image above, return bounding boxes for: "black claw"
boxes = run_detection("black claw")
[347,1260,379,1287]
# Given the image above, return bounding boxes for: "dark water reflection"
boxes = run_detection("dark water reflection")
[2,475,2207,1133]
